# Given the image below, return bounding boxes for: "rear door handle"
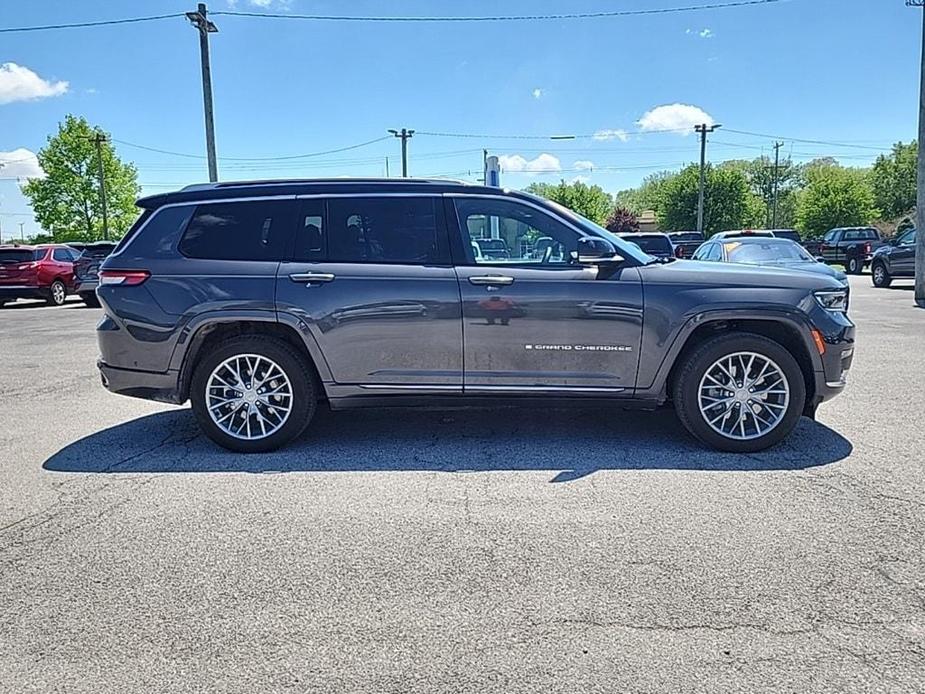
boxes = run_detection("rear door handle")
[468,275,514,286]
[289,272,335,284]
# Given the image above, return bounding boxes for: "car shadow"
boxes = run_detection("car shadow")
[44,406,853,483]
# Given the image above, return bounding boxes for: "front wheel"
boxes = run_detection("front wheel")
[846,255,862,275]
[871,261,892,288]
[673,333,806,453]
[190,336,316,453]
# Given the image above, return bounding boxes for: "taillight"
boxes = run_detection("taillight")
[99,269,150,286]
[675,246,684,258]
[864,242,871,254]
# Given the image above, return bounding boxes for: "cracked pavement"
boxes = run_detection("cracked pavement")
[0,276,923,693]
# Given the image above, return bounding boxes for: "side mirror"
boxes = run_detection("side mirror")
[889,238,900,247]
[575,236,623,264]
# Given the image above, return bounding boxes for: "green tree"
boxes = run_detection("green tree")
[871,140,917,220]
[795,163,878,236]
[21,115,140,241]
[525,180,614,225]
[656,164,761,235]
[615,170,674,214]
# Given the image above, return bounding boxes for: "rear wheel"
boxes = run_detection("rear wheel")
[46,280,67,306]
[871,261,892,288]
[190,336,316,453]
[673,333,806,453]
[846,255,862,275]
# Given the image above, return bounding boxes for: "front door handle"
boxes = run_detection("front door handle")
[468,275,514,286]
[289,272,335,284]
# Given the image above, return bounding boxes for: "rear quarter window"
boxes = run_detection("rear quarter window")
[179,200,297,261]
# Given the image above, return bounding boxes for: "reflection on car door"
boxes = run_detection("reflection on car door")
[895,229,917,275]
[449,195,643,393]
[275,195,463,394]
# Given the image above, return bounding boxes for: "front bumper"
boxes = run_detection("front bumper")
[98,360,183,405]
[808,310,855,405]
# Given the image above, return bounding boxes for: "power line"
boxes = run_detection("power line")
[722,128,891,151]
[214,0,785,23]
[0,13,185,34]
[111,135,392,161]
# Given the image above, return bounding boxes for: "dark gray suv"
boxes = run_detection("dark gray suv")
[96,179,855,453]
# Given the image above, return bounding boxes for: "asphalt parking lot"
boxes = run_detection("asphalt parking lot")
[1,274,923,693]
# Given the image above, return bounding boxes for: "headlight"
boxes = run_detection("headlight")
[814,289,849,312]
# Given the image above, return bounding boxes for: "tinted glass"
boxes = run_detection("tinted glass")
[725,240,814,263]
[669,232,704,242]
[900,229,917,245]
[0,249,42,264]
[823,230,839,242]
[292,201,325,262]
[624,235,672,254]
[327,197,441,264]
[455,197,580,265]
[53,248,73,262]
[179,200,296,261]
[706,244,723,261]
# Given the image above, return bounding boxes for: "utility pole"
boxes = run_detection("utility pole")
[186,3,219,182]
[388,128,414,177]
[911,1,925,307]
[695,123,721,234]
[19,223,24,242]
[771,141,784,229]
[385,157,390,178]
[83,131,111,241]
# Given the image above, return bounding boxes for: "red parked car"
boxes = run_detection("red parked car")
[0,244,81,307]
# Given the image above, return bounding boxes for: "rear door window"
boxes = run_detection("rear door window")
[179,200,298,261]
[326,196,445,264]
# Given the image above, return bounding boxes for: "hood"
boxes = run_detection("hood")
[748,259,848,283]
[638,259,845,291]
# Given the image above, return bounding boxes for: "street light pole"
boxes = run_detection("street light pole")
[186,3,219,182]
[695,123,721,235]
[388,129,414,177]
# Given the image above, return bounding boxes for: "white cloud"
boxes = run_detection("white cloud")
[498,153,561,174]
[532,88,544,99]
[593,129,629,142]
[247,0,291,7]
[700,28,714,38]
[569,175,590,185]
[573,160,595,171]
[0,149,44,180]
[637,103,715,135]
[0,63,68,105]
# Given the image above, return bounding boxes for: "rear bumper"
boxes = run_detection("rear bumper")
[0,286,47,301]
[76,279,99,294]
[97,360,183,405]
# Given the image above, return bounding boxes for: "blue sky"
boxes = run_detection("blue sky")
[0,0,921,239]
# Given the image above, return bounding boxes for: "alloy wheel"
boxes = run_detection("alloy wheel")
[697,351,790,441]
[205,353,293,440]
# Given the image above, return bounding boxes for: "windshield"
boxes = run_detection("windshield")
[0,249,43,264]
[669,232,703,242]
[536,197,654,264]
[725,240,815,263]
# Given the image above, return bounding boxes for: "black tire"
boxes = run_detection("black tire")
[46,279,67,306]
[871,261,892,288]
[673,333,806,453]
[190,335,316,453]
[80,292,101,308]
[845,254,862,275]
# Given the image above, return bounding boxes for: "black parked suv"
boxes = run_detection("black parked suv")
[97,179,855,453]
[870,227,916,288]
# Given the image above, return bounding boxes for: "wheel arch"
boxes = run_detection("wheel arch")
[654,313,818,411]
[176,317,329,403]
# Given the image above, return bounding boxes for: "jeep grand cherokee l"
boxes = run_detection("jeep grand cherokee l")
[96,179,854,454]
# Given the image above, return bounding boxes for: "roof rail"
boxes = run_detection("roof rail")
[179,177,472,192]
